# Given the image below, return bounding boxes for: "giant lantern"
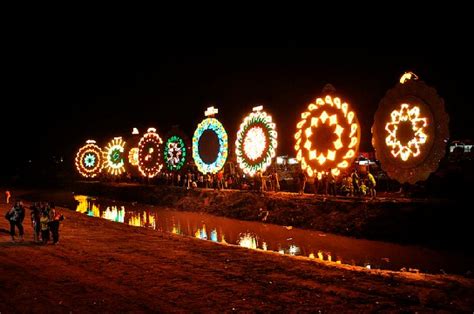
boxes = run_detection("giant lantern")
[137,128,164,178]
[295,84,361,178]
[103,137,127,176]
[127,127,140,167]
[75,140,103,178]
[372,72,449,184]
[192,106,228,174]
[235,106,278,176]
[163,126,190,171]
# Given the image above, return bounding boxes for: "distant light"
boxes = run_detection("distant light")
[252,105,263,112]
[276,156,284,165]
[204,106,219,117]
[288,158,298,165]
[147,128,156,133]
[132,128,139,135]
[86,140,96,144]
[400,71,418,84]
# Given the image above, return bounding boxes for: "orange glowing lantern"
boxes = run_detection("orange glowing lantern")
[372,72,449,184]
[75,140,103,178]
[103,137,127,176]
[294,85,361,178]
[128,147,139,166]
[138,128,164,178]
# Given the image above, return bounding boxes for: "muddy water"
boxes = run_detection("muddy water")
[74,195,472,275]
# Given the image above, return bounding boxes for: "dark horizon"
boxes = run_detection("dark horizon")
[2,47,473,174]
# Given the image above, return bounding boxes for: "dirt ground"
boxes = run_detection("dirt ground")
[1,202,473,312]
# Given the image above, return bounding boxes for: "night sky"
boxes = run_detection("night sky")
[3,47,473,175]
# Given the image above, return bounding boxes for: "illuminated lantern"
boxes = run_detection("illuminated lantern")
[163,126,190,171]
[192,106,228,174]
[103,137,127,176]
[163,136,188,171]
[294,85,361,178]
[138,128,164,178]
[235,106,278,176]
[75,140,103,178]
[372,72,449,184]
[126,128,141,178]
[128,147,139,166]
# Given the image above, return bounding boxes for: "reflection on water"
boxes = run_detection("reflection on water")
[238,233,258,250]
[74,195,472,275]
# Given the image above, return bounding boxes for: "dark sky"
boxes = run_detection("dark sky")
[3,47,473,174]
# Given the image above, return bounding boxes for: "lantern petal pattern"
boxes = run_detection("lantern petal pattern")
[103,137,126,176]
[294,92,361,178]
[164,135,187,171]
[372,74,449,184]
[235,107,277,176]
[75,140,103,178]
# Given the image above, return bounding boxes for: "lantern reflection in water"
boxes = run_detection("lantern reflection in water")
[75,195,100,217]
[128,211,156,229]
[238,233,258,250]
[195,224,208,240]
[74,196,355,270]
[102,206,125,223]
[210,229,218,242]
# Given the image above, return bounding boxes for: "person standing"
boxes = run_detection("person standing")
[351,169,360,197]
[327,169,336,196]
[5,190,11,204]
[30,202,41,243]
[367,170,377,199]
[273,171,280,192]
[5,201,25,242]
[49,212,64,245]
[298,170,307,195]
[40,211,50,245]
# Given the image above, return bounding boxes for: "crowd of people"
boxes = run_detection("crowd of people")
[117,169,282,192]
[4,199,64,244]
[107,164,378,199]
[295,168,377,198]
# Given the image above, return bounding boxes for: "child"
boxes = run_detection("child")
[40,211,50,245]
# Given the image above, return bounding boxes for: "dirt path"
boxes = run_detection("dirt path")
[1,203,473,312]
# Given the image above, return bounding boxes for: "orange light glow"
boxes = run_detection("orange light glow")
[103,137,126,176]
[128,147,139,166]
[385,103,428,161]
[238,233,258,249]
[294,94,360,178]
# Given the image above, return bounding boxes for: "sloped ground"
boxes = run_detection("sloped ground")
[1,202,473,312]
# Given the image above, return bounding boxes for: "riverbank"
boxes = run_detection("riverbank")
[1,202,473,312]
[37,181,472,251]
